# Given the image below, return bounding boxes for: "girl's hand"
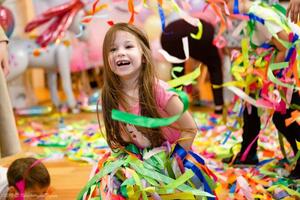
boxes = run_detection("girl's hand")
[287,0,300,23]
[126,124,151,148]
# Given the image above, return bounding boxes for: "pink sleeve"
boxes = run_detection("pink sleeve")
[156,80,177,110]
[155,80,181,143]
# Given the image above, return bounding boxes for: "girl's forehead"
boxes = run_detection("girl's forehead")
[112,31,138,44]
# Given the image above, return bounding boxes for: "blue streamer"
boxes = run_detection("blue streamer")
[229,182,236,193]
[260,43,273,49]
[172,144,215,199]
[292,33,299,43]
[158,4,165,32]
[256,158,275,167]
[172,143,187,159]
[184,160,215,199]
[247,13,265,25]
[222,106,244,144]
[189,150,205,165]
[233,0,239,14]
[284,46,295,62]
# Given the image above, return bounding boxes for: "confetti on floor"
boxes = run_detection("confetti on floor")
[16,109,300,199]
[192,110,300,199]
[17,113,108,164]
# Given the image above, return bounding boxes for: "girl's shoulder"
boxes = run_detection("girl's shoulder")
[155,79,177,95]
[155,79,171,90]
[154,79,177,109]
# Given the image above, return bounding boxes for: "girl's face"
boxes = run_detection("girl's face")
[108,30,143,80]
[25,185,49,200]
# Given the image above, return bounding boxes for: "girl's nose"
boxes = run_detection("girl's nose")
[116,50,125,57]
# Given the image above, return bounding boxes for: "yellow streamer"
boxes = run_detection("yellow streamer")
[190,21,203,40]
[161,192,196,199]
[165,169,195,189]
[267,185,300,197]
[167,65,201,88]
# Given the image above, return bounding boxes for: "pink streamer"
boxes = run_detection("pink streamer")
[241,115,272,162]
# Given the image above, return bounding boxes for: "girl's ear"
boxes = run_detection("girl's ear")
[7,186,19,200]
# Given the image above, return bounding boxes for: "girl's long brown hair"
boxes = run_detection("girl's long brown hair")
[101,23,164,150]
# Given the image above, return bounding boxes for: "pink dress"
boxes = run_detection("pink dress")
[128,79,181,145]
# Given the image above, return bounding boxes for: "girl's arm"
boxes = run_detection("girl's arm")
[271,30,290,63]
[165,95,197,151]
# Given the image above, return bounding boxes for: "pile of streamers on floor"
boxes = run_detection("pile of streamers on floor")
[16,106,300,199]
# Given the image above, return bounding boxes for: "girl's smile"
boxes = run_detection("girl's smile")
[109,30,143,80]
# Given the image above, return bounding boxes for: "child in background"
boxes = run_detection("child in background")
[78,23,217,199]
[0,157,50,200]
[160,12,224,114]
[221,0,300,179]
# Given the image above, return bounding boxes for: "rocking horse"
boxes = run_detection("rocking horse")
[6,0,88,112]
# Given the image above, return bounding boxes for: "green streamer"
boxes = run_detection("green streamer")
[77,158,128,200]
[272,3,286,15]
[112,89,189,128]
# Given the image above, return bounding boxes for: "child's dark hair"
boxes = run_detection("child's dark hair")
[7,157,50,189]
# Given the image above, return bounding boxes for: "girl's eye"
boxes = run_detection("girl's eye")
[126,45,134,49]
[110,47,117,52]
